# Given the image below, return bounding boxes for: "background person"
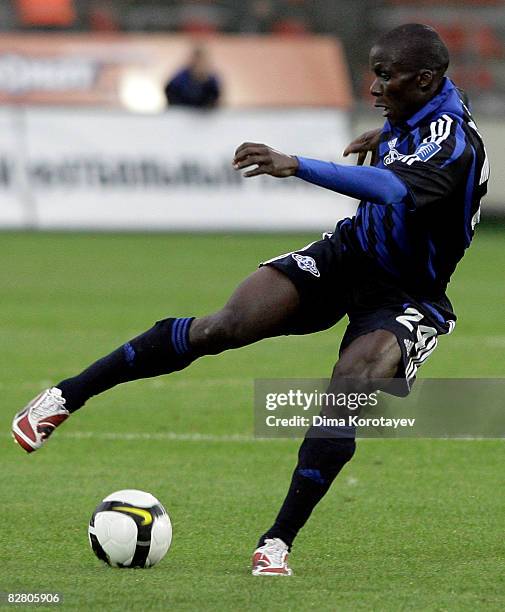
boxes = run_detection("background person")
[164,46,221,109]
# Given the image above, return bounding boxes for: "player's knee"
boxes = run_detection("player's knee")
[332,348,393,381]
[195,307,249,353]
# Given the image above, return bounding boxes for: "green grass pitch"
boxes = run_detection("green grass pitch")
[1,227,505,611]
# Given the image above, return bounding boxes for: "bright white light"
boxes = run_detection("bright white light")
[119,72,165,113]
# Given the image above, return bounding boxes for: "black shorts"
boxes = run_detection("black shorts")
[261,229,456,396]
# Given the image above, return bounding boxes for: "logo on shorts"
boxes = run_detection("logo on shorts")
[291,253,320,277]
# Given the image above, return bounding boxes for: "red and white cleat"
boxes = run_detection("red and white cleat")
[252,538,293,576]
[12,388,69,453]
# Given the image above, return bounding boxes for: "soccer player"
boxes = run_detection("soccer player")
[12,24,488,576]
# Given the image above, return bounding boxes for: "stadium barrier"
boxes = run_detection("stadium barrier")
[0,34,351,111]
[0,107,357,231]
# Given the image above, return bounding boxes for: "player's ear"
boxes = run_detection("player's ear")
[417,69,434,91]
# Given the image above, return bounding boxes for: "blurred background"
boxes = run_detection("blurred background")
[0,0,502,230]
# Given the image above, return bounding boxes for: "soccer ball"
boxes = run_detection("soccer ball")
[88,489,172,568]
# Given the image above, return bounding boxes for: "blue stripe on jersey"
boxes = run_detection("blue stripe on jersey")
[356,216,368,253]
[390,204,409,254]
[358,200,370,238]
[427,239,437,280]
[411,127,422,148]
[378,140,390,158]
[371,205,400,276]
[463,149,477,246]
[442,122,467,169]
[364,201,371,233]
[371,207,388,250]
[371,205,386,240]
[356,202,411,277]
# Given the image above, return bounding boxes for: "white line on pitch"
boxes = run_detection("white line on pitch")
[60,431,289,442]
[4,431,501,444]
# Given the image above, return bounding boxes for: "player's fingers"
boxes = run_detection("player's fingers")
[234,142,265,161]
[343,142,363,157]
[235,141,262,151]
[357,151,368,166]
[234,154,270,170]
[233,148,263,166]
[234,141,256,155]
[343,136,370,156]
[243,166,268,178]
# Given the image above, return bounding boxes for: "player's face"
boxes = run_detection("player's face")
[369,45,429,124]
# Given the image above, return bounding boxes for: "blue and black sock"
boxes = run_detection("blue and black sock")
[57,317,195,411]
[258,428,356,550]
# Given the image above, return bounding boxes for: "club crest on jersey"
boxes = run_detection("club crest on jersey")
[384,115,452,166]
[291,253,320,277]
[384,141,442,166]
[383,148,403,165]
[413,141,442,162]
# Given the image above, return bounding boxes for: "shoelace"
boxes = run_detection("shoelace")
[31,390,67,419]
[262,539,288,566]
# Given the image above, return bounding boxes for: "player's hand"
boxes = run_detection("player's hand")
[343,128,382,166]
[233,142,299,178]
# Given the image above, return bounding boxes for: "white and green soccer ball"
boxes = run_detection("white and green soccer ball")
[88,489,172,568]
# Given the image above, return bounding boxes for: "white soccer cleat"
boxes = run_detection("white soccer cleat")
[252,538,293,576]
[12,387,69,453]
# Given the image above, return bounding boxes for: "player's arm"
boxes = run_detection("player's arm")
[233,142,407,206]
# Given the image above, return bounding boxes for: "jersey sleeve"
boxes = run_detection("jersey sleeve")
[386,114,471,210]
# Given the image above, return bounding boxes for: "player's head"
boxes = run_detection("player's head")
[369,23,450,124]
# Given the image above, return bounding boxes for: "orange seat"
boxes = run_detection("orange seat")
[473,25,504,58]
[451,65,495,91]
[272,18,309,36]
[434,24,467,55]
[180,18,219,34]
[16,0,75,27]
[89,7,119,32]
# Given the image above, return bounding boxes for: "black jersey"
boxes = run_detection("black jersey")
[338,78,489,298]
